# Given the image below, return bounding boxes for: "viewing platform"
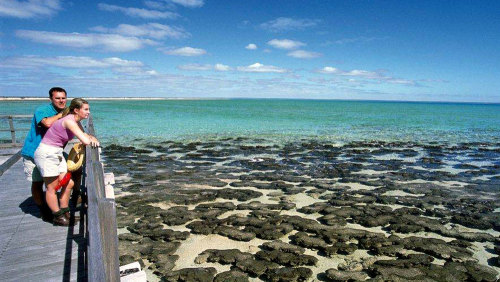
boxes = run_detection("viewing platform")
[0,115,142,281]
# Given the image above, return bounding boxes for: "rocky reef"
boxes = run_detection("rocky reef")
[104,138,500,281]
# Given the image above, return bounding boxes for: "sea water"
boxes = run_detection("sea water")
[1,99,499,145]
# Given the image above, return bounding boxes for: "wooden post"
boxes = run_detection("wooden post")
[0,115,31,148]
[8,116,16,146]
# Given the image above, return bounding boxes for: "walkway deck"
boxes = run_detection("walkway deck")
[0,152,86,281]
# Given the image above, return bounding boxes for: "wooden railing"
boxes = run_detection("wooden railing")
[0,115,31,148]
[83,115,121,281]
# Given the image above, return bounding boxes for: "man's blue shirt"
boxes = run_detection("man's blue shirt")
[21,103,58,158]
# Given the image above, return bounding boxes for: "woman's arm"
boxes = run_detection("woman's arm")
[64,119,100,147]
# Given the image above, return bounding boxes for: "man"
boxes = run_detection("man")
[21,87,67,221]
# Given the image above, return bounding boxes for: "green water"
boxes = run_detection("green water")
[1,99,499,145]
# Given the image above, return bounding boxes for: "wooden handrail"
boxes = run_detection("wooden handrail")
[0,115,32,118]
[84,114,120,281]
[0,115,31,148]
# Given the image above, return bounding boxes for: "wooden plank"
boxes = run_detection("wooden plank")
[0,150,21,176]
[104,173,115,185]
[8,116,16,145]
[6,229,83,249]
[105,173,116,199]
[2,235,84,255]
[85,144,106,281]
[0,144,24,148]
[92,161,106,198]
[0,215,25,226]
[0,115,31,118]
[98,199,120,281]
[1,257,85,281]
[1,244,82,267]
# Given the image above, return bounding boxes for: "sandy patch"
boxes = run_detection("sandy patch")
[286,191,325,209]
[472,242,500,274]
[344,182,380,191]
[172,234,268,271]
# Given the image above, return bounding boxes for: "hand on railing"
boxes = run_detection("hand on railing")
[87,134,100,148]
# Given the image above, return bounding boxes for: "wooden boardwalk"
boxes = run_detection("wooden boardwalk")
[0,153,86,281]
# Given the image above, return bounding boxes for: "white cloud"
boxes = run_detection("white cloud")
[386,79,415,85]
[267,39,305,50]
[0,55,157,76]
[341,69,384,79]
[101,57,144,67]
[318,67,342,74]
[0,60,428,99]
[168,0,204,8]
[214,63,231,71]
[0,0,61,18]
[144,1,170,10]
[161,46,207,56]
[178,63,231,71]
[177,63,212,71]
[287,50,322,59]
[2,55,110,68]
[98,3,178,19]
[16,30,157,52]
[317,66,415,85]
[260,17,320,32]
[91,23,189,40]
[237,63,288,73]
[318,66,381,78]
[245,43,257,50]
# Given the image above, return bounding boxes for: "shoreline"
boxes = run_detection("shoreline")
[0,97,225,101]
[0,97,499,105]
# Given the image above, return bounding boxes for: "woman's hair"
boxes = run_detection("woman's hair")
[62,98,89,117]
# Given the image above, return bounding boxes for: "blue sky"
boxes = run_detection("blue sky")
[1,0,499,102]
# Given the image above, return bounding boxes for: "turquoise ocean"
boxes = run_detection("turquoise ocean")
[1,99,500,146]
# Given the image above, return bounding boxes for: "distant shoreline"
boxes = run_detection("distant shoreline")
[0,97,221,101]
[0,97,498,105]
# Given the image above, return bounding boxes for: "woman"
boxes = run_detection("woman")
[35,98,99,226]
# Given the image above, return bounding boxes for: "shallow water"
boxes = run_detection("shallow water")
[1,99,499,145]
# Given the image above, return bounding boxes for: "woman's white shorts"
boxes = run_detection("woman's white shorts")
[34,143,67,178]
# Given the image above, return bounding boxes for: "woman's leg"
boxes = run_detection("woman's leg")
[59,178,74,209]
[44,176,60,213]
[44,174,72,226]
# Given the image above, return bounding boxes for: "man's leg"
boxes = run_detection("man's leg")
[31,180,53,221]
[31,181,44,206]
[23,157,52,221]
[70,168,82,207]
